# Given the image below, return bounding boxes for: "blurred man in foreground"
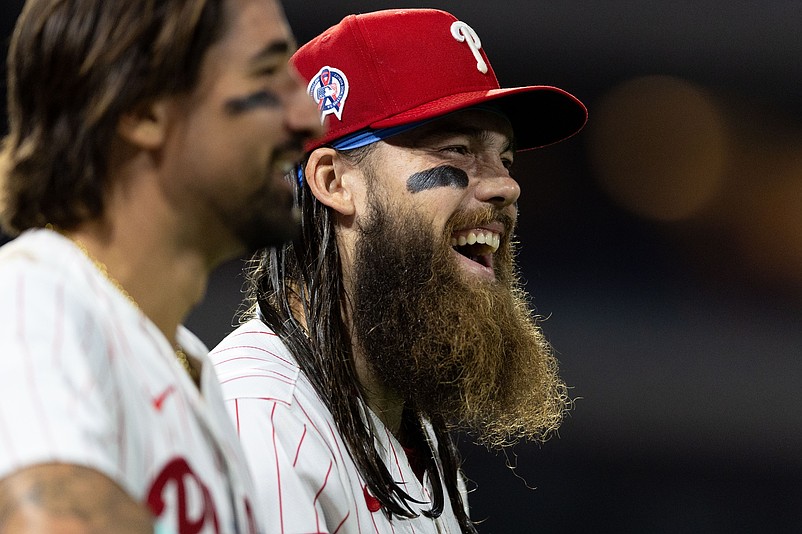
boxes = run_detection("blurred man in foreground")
[0,0,320,531]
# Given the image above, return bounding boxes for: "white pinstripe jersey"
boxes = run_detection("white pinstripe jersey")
[210,318,468,534]
[0,229,262,534]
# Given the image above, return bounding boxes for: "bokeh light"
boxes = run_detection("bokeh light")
[588,75,727,222]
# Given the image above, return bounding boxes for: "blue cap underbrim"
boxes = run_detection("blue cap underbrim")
[330,103,509,151]
[330,120,429,150]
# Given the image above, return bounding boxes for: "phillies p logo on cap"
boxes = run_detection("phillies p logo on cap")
[450,21,488,74]
[308,66,350,123]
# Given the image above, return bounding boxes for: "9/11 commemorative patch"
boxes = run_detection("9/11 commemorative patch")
[307,66,350,123]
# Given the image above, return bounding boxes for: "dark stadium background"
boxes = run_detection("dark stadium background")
[3,1,802,532]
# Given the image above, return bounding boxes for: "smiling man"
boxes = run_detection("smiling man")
[0,0,320,532]
[210,8,587,534]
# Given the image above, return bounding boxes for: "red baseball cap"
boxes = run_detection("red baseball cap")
[292,8,587,152]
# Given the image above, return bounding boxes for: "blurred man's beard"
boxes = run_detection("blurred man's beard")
[229,171,300,253]
[352,196,569,448]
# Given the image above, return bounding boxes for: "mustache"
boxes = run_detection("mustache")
[272,136,306,161]
[444,205,516,237]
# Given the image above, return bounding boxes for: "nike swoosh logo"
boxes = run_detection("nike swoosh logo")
[152,385,176,411]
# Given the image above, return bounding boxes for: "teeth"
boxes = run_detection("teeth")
[450,230,501,254]
[488,233,499,253]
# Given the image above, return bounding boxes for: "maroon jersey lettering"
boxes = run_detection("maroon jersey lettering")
[147,457,220,534]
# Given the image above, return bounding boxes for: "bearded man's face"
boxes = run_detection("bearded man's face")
[351,186,568,448]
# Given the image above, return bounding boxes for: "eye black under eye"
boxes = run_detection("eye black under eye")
[260,65,279,75]
[224,90,281,114]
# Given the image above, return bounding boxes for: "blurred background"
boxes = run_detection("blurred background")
[3,1,801,532]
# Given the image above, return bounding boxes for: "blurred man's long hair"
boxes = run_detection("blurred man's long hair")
[2,0,226,234]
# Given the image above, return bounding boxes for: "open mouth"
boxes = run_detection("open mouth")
[450,229,501,271]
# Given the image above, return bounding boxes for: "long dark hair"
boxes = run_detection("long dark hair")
[1,0,226,234]
[244,148,477,533]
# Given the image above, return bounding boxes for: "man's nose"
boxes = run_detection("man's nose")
[286,70,325,140]
[473,169,521,208]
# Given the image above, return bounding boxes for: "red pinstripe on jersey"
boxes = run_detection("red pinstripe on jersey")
[368,499,382,534]
[19,275,57,453]
[0,394,16,467]
[298,401,329,453]
[215,351,296,371]
[271,402,286,534]
[295,398,353,530]
[293,425,307,467]
[221,371,295,387]
[333,510,351,534]
[215,342,296,368]
[51,284,64,367]
[313,461,334,533]
[235,399,242,435]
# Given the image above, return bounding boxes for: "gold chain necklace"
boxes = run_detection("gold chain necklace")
[61,232,198,382]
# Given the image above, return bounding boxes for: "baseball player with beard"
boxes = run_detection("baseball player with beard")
[0,0,320,532]
[211,8,587,534]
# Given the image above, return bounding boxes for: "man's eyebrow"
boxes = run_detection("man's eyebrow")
[416,125,515,152]
[250,39,291,64]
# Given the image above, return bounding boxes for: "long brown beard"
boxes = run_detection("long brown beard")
[351,196,569,448]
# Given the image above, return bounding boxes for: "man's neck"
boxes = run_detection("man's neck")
[353,349,406,436]
[339,280,408,436]
[65,217,209,348]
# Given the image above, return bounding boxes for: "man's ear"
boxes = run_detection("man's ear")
[304,147,359,217]
[116,99,170,150]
